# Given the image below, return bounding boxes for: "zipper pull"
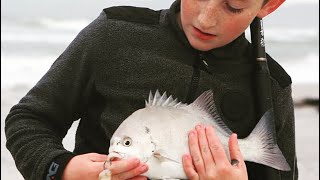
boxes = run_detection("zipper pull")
[202,59,208,66]
[199,53,208,66]
[199,53,212,74]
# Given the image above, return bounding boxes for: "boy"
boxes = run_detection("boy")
[5,0,297,179]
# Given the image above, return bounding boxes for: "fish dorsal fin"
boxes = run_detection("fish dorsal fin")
[153,90,162,106]
[163,95,174,106]
[146,90,186,108]
[148,91,154,105]
[190,90,233,135]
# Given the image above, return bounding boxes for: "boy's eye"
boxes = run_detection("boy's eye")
[225,3,243,14]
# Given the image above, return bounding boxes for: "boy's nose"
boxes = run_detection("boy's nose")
[198,3,219,30]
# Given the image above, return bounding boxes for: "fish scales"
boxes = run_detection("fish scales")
[100,90,290,180]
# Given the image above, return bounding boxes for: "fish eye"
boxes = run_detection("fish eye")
[122,137,132,147]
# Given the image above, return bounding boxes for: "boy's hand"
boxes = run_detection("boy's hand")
[62,153,107,180]
[100,157,148,180]
[182,125,248,180]
[62,153,148,180]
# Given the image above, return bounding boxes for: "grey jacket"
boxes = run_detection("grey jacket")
[5,1,298,179]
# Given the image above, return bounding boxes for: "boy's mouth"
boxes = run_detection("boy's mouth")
[193,26,216,40]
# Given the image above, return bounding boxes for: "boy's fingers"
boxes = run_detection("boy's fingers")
[205,126,229,165]
[113,163,148,180]
[127,175,148,180]
[228,133,244,167]
[95,162,108,173]
[188,130,205,174]
[108,158,141,174]
[87,153,108,162]
[196,124,215,171]
[182,154,199,180]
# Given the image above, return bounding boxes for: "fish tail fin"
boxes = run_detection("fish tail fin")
[243,110,291,171]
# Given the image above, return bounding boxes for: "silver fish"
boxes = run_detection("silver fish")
[103,90,290,180]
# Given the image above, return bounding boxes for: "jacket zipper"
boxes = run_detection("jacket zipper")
[185,53,209,103]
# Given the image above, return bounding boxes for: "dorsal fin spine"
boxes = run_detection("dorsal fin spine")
[146,90,186,108]
[189,90,233,135]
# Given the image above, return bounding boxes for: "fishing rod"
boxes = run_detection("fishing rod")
[250,17,276,141]
[250,17,282,180]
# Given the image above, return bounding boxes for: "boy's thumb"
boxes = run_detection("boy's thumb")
[87,153,108,162]
[228,133,244,167]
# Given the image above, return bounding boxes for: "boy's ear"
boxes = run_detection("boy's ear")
[257,0,285,18]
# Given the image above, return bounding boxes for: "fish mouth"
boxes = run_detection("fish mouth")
[108,151,125,161]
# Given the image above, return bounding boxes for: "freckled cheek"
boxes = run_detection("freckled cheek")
[224,20,249,38]
[181,3,198,24]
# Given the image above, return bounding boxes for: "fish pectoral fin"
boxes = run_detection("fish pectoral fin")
[153,152,162,159]
[153,152,180,163]
[153,152,167,162]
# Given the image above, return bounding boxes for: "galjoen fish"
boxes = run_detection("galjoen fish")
[101,90,290,180]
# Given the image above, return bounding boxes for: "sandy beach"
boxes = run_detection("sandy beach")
[1,83,318,179]
[1,1,318,179]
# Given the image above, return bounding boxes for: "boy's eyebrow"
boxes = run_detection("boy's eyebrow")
[229,0,250,3]
[228,0,251,5]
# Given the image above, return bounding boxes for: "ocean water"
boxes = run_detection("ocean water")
[1,0,319,88]
[1,0,319,179]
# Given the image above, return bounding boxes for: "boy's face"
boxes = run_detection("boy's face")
[178,0,266,51]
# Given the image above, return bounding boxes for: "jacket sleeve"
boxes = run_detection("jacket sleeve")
[4,12,107,180]
[272,83,299,180]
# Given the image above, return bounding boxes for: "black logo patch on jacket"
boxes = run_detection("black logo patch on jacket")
[46,162,59,180]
